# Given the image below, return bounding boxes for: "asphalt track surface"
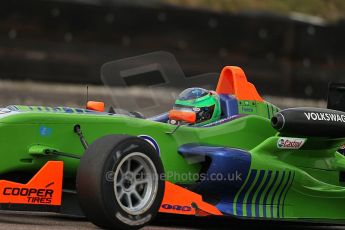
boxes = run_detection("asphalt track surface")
[0,80,334,229]
[1,211,345,230]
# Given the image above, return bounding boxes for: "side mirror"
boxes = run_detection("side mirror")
[168,110,196,124]
[87,101,105,112]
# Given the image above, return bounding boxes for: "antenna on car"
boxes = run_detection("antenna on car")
[86,85,89,109]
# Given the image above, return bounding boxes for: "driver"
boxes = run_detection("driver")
[168,87,221,126]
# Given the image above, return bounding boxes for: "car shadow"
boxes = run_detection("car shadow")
[152,214,345,230]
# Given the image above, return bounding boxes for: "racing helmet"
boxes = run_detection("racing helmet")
[169,87,221,125]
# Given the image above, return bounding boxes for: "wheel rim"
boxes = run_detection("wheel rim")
[113,152,158,215]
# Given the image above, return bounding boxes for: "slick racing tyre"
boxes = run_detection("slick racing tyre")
[76,135,165,229]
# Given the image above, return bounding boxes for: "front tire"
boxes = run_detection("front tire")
[76,135,164,229]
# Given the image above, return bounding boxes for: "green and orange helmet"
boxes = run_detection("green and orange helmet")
[169,88,221,125]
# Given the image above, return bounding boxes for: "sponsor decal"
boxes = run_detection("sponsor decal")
[304,112,345,123]
[161,204,192,212]
[138,135,160,155]
[277,137,306,149]
[40,126,52,136]
[2,185,54,204]
[242,107,253,113]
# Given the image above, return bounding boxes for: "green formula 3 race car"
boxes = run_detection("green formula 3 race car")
[0,66,344,229]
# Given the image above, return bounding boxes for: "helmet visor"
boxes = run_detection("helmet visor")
[177,88,209,101]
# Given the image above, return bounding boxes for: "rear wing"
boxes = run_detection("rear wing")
[327,82,345,112]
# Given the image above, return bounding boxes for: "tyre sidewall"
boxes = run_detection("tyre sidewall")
[100,137,164,228]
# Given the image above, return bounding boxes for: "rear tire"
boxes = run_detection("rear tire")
[76,135,164,229]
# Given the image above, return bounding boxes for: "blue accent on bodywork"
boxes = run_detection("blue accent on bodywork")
[178,144,251,215]
[246,170,265,217]
[75,108,85,113]
[202,115,246,127]
[215,201,235,216]
[219,94,238,117]
[277,171,291,218]
[40,126,52,136]
[148,112,169,123]
[236,170,257,216]
[63,107,74,113]
[254,170,272,217]
[270,171,285,218]
[139,135,160,156]
[263,171,279,217]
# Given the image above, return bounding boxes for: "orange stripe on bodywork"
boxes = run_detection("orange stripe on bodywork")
[0,161,63,206]
[159,181,222,216]
[216,66,264,102]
